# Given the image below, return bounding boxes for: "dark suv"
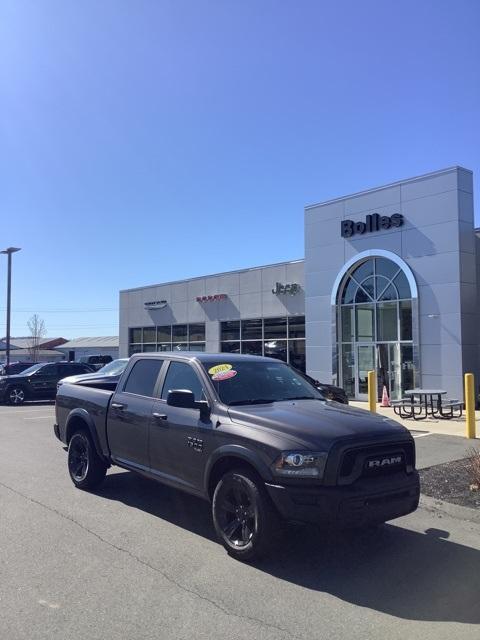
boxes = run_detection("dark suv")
[0,362,94,405]
[0,361,37,376]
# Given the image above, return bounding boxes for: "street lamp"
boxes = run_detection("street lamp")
[1,247,21,369]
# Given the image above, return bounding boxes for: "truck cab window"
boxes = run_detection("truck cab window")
[123,359,163,397]
[161,362,205,401]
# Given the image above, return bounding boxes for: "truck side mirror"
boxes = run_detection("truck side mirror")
[167,389,211,421]
[167,389,195,408]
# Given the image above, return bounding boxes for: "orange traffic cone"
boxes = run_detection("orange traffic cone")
[381,385,391,407]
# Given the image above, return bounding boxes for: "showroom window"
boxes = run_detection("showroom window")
[220,316,306,371]
[128,323,205,355]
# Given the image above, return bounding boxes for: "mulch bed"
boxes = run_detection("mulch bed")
[420,458,480,509]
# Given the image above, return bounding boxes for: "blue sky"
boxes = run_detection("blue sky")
[1,0,479,338]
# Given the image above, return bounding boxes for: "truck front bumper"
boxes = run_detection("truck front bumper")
[265,472,420,527]
[53,423,61,441]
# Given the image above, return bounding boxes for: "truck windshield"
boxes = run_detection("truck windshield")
[202,360,325,406]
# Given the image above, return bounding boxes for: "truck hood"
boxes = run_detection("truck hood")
[228,399,409,449]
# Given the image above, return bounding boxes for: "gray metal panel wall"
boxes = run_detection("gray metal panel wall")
[305,167,476,400]
[118,261,305,357]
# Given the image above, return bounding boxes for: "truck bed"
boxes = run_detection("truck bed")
[56,383,114,457]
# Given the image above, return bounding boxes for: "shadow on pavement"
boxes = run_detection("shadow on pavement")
[97,470,480,625]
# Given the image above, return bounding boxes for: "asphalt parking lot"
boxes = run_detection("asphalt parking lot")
[1,403,479,640]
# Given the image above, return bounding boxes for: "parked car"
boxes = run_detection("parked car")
[0,361,95,405]
[57,358,129,392]
[0,361,37,376]
[55,353,419,561]
[299,371,349,404]
[77,354,113,371]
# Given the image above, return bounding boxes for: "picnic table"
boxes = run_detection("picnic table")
[393,389,462,420]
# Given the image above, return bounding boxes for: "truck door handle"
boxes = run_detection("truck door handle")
[152,412,168,421]
[111,402,126,410]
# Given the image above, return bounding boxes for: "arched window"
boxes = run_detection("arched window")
[335,254,416,400]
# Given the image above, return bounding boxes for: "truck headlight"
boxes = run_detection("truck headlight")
[273,451,328,478]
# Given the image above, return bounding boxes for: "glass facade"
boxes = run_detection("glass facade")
[336,257,414,400]
[220,316,306,371]
[129,324,206,355]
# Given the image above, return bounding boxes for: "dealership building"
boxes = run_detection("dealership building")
[119,166,478,401]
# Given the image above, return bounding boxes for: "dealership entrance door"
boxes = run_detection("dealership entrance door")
[336,255,416,401]
[354,343,410,401]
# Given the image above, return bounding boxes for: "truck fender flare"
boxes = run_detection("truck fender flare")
[204,444,273,495]
[65,408,107,461]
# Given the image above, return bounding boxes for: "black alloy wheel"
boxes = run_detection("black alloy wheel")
[8,386,25,405]
[212,469,280,561]
[67,430,107,490]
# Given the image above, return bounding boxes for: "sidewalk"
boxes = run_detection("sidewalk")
[350,401,479,439]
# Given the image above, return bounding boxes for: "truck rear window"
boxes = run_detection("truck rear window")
[123,359,163,397]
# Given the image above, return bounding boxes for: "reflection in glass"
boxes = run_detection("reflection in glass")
[143,327,156,343]
[400,345,414,394]
[341,278,357,304]
[341,344,354,397]
[264,339,287,362]
[375,258,399,280]
[288,316,305,339]
[394,271,411,299]
[157,326,171,342]
[189,324,206,341]
[377,301,398,341]
[400,301,413,340]
[221,321,240,341]
[352,260,373,282]
[288,340,306,372]
[172,325,188,342]
[356,305,374,341]
[341,306,354,342]
[241,341,263,355]
[241,319,262,340]
[188,343,205,351]
[264,317,287,339]
[130,328,142,343]
[221,341,241,353]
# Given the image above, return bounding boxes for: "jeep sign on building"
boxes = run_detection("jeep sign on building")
[119,167,477,402]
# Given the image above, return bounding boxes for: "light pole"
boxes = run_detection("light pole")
[1,247,21,369]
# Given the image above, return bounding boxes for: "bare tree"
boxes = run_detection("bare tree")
[27,314,46,362]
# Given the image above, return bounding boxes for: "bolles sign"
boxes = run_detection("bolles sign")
[341,213,404,238]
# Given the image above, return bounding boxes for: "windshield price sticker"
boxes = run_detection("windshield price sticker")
[212,369,237,381]
[208,364,232,376]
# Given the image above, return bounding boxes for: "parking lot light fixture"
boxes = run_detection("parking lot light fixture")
[1,247,21,369]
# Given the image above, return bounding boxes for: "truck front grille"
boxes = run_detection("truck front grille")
[338,440,415,484]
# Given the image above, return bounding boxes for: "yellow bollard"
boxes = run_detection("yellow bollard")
[464,373,476,439]
[368,370,376,413]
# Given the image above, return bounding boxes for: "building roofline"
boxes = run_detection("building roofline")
[305,166,472,211]
[120,258,305,293]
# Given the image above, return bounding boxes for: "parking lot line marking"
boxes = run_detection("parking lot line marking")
[23,416,53,420]
[0,408,54,415]
[411,432,432,438]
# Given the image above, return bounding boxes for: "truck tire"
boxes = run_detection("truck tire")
[68,429,107,490]
[212,468,280,562]
[7,385,26,405]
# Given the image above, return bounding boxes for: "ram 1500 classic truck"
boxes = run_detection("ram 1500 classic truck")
[54,352,420,561]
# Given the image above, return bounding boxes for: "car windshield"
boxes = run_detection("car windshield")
[202,360,325,406]
[19,363,44,376]
[97,359,128,376]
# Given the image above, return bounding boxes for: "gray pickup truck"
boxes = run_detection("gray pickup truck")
[54,352,420,561]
